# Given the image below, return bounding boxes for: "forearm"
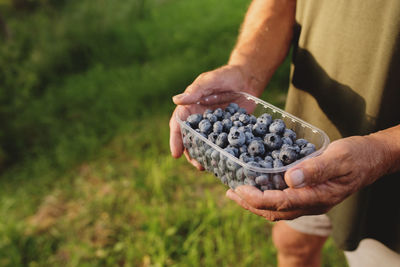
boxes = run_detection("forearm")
[368,124,400,178]
[228,0,296,96]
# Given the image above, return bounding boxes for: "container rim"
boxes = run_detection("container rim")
[175,91,330,174]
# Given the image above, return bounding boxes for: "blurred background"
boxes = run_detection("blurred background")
[0,0,346,266]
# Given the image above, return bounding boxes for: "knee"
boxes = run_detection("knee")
[272,221,327,257]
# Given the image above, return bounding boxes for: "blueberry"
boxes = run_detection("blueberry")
[230,113,241,122]
[254,156,263,162]
[216,132,229,148]
[228,179,238,189]
[208,132,219,143]
[233,121,243,127]
[239,145,248,154]
[186,113,203,128]
[258,160,272,169]
[283,129,297,141]
[237,108,247,114]
[247,140,266,157]
[282,136,293,146]
[220,175,229,185]
[218,159,226,173]
[244,161,261,180]
[224,146,238,158]
[300,146,316,157]
[260,184,274,191]
[244,131,255,145]
[225,106,235,114]
[273,159,284,168]
[271,150,280,159]
[269,119,286,135]
[183,134,193,148]
[205,148,214,161]
[239,153,254,163]
[264,133,283,150]
[279,146,298,165]
[211,149,220,161]
[255,175,271,186]
[222,119,233,132]
[213,121,223,134]
[228,103,239,112]
[257,113,272,126]
[226,159,240,172]
[223,112,232,119]
[213,168,223,178]
[264,155,273,162]
[295,138,308,148]
[203,109,213,118]
[272,174,287,190]
[206,114,218,124]
[239,114,250,124]
[228,128,246,147]
[213,108,224,120]
[249,115,257,124]
[244,178,257,186]
[199,119,212,134]
[244,124,254,132]
[252,123,268,137]
[236,167,246,181]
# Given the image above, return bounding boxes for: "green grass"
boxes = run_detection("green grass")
[0,0,347,266]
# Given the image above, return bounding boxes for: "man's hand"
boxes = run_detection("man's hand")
[169,65,257,169]
[227,132,400,221]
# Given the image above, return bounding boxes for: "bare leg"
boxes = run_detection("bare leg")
[272,221,328,267]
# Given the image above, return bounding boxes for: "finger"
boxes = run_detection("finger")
[234,184,329,211]
[184,150,204,171]
[226,189,315,221]
[169,108,184,158]
[285,141,351,188]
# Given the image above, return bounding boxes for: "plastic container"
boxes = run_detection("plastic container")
[175,91,330,191]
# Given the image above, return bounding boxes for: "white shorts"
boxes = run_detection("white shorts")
[284,214,400,267]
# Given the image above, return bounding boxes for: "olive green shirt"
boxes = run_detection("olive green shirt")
[286,0,400,252]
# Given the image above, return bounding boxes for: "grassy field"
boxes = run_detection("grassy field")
[0,0,347,266]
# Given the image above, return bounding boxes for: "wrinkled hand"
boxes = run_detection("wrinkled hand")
[227,135,390,221]
[169,64,260,169]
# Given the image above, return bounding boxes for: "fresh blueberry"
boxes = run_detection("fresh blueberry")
[252,123,268,137]
[218,159,226,173]
[206,114,218,124]
[244,178,257,186]
[279,146,298,165]
[224,146,239,158]
[271,150,280,159]
[272,174,287,190]
[220,175,229,185]
[239,153,254,163]
[228,179,238,189]
[228,128,246,147]
[258,160,272,169]
[237,108,247,114]
[213,108,224,120]
[244,131,255,145]
[273,159,284,168]
[264,133,283,150]
[300,145,316,157]
[249,115,257,124]
[186,113,203,128]
[213,121,223,134]
[244,124,254,132]
[236,168,246,181]
[239,114,250,124]
[283,129,297,141]
[228,103,239,113]
[260,184,274,191]
[203,109,213,118]
[282,136,293,146]
[264,155,273,162]
[211,149,220,161]
[230,113,241,122]
[247,140,265,157]
[222,119,233,132]
[295,138,308,148]
[226,159,240,172]
[198,119,212,134]
[208,132,219,143]
[255,175,271,186]
[269,119,286,135]
[216,132,229,148]
[223,111,232,119]
[213,168,223,178]
[257,113,272,126]
[233,121,243,127]
[239,145,248,154]
[244,161,261,180]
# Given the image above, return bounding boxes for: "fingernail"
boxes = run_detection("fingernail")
[172,93,188,102]
[289,169,305,188]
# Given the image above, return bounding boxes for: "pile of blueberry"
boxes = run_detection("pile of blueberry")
[181,103,316,191]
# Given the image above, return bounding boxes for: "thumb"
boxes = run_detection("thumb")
[284,153,337,188]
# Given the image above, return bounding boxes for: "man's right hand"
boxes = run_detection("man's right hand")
[169,64,256,169]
